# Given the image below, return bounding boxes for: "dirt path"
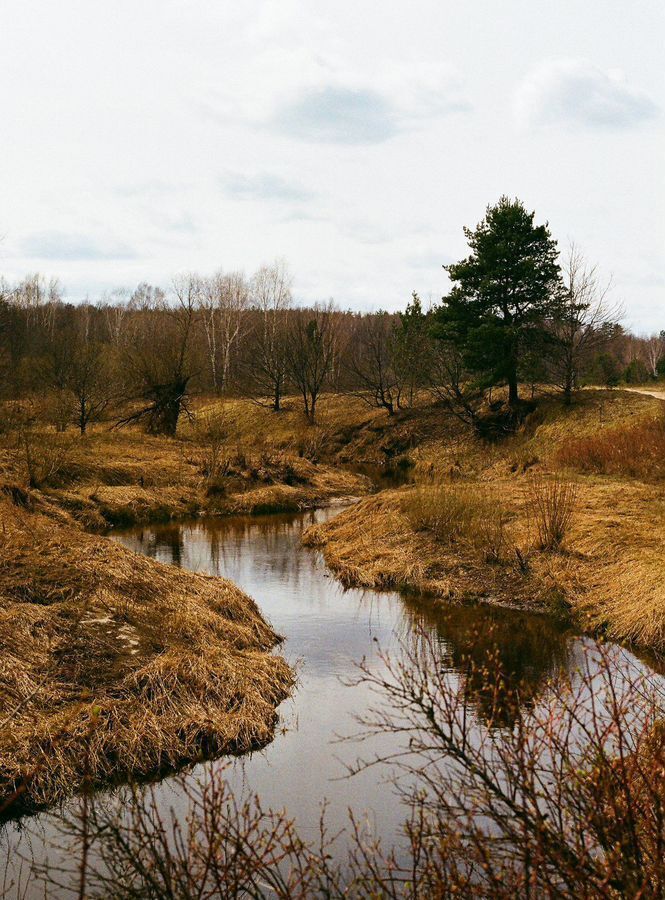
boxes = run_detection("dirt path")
[620,386,665,401]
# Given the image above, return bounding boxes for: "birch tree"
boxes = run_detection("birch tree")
[246,260,292,410]
[551,244,621,403]
[198,271,249,394]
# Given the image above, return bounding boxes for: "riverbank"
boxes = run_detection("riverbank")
[303,389,665,653]
[0,491,293,816]
[0,422,369,530]
[0,409,371,814]
[1,385,664,814]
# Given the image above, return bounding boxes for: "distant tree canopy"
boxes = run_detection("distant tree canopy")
[433,197,565,407]
[0,199,660,437]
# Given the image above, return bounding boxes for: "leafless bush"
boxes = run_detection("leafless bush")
[34,772,349,899]
[38,389,74,432]
[19,427,77,489]
[0,401,34,437]
[342,632,665,897]
[29,632,665,898]
[527,474,578,550]
[292,424,332,463]
[193,409,232,480]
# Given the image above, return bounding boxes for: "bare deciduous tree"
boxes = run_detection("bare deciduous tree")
[245,260,293,411]
[345,311,401,415]
[551,244,622,403]
[118,277,198,436]
[287,302,338,423]
[643,331,665,378]
[198,271,250,394]
[68,330,115,435]
[428,338,486,431]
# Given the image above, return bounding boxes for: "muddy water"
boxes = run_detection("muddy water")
[0,506,645,895]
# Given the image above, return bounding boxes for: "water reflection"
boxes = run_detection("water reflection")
[405,600,572,726]
[121,511,571,723]
[0,508,585,895]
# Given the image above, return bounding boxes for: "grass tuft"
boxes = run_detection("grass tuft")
[402,481,510,562]
[526,475,578,551]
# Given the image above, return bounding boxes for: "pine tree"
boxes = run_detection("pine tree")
[435,197,564,407]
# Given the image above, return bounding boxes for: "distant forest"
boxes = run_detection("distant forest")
[1,199,663,436]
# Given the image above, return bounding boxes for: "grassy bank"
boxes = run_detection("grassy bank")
[0,415,369,531]
[1,386,664,814]
[0,400,376,814]
[0,490,294,816]
[303,389,665,653]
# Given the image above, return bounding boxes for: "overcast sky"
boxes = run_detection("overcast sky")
[1,0,663,329]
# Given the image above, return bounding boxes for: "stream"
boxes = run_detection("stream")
[0,504,655,895]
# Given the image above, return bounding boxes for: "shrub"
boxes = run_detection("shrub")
[35,634,665,899]
[625,358,650,384]
[19,428,77,489]
[293,425,332,462]
[586,352,622,387]
[0,401,34,436]
[557,415,665,481]
[403,482,509,561]
[38,389,74,432]
[193,410,232,480]
[527,474,578,551]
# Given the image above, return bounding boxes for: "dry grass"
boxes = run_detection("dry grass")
[306,474,665,653]
[403,481,510,562]
[385,391,664,486]
[526,475,578,550]
[557,413,665,480]
[563,483,665,650]
[304,485,540,608]
[0,408,371,529]
[0,493,294,816]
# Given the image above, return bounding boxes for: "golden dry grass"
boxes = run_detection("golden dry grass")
[0,406,371,528]
[405,389,664,483]
[556,413,665,480]
[0,493,293,816]
[1,385,664,822]
[305,472,665,653]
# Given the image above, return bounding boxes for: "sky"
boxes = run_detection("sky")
[1,0,663,330]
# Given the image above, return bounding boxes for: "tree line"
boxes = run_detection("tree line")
[0,197,662,436]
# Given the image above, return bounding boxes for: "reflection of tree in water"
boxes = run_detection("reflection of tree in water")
[199,513,319,589]
[130,511,323,591]
[126,513,572,729]
[399,595,573,727]
[139,524,186,567]
[126,526,186,568]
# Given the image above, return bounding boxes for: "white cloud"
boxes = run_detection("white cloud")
[0,2,663,328]
[514,59,658,130]
[222,172,315,203]
[204,52,469,144]
[20,231,138,261]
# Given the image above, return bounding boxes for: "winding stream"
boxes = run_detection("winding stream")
[0,505,654,896]
[115,507,576,842]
